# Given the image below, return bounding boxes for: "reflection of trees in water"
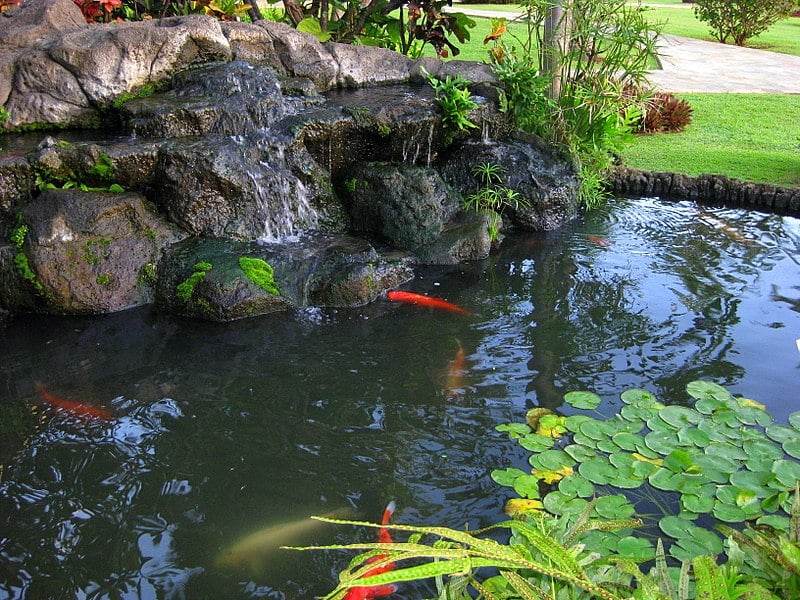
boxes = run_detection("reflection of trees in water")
[490,202,791,411]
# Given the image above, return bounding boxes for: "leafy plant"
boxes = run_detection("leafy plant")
[426,72,478,143]
[693,0,797,46]
[632,91,694,134]
[0,105,9,125]
[464,162,529,242]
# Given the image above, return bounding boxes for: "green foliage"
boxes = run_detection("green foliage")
[176,261,212,301]
[238,256,280,295]
[34,149,125,193]
[95,273,112,286]
[10,224,28,250]
[13,252,43,292]
[0,105,9,125]
[692,0,797,46]
[426,72,478,142]
[111,84,156,109]
[464,162,529,242]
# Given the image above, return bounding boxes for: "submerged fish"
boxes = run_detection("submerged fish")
[587,235,611,248]
[386,290,471,315]
[444,342,467,398]
[344,501,397,600]
[215,507,353,574]
[35,384,114,422]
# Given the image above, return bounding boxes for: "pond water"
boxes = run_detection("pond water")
[1,196,799,599]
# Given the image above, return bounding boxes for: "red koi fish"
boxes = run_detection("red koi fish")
[386,290,471,315]
[36,384,114,422]
[587,235,611,248]
[344,502,397,600]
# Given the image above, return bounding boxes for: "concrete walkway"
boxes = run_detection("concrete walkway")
[451,7,800,93]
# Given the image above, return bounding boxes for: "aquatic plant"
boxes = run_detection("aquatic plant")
[176,261,212,301]
[239,256,280,296]
[464,162,529,242]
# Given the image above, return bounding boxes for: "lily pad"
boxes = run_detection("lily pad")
[669,528,723,562]
[564,414,593,432]
[772,460,800,488]
[694,397,728,415]
[496,423,531,438]
[558,474,595,498]
[543,491,589,516]
[564,391,602,410]
[611,432,640,452]
[788,411,800,430]
[659,405,701,429]
[659,515,696,538]
[620,405,657,422]
[615,536,655,561]
[705,442,748,461]
[677,426,710,448]
[709,408,742,428]
[578,419,610,441]
[644,430,682,455]
[572,433,598,450]
[681,493,715,514]
[712,500,746,523]
[686,381,731,402]
[783,439,800,460]
[491,467,526,487]
[765,424,800,445]
[649,468,685,492]
[730,470,775,493]
[529,449,573,472]
[563,443,597,463]
[664,449,697,474]
[756,515,790,531]
[620,388,659,407]
[519,433,557,453]
[735,406,773,427]
[578,461,618,485]
[742,439,783,462]
[594,495,635,519]
[513,474,542,499]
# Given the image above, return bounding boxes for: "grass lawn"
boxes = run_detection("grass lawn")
[619,94,800,187]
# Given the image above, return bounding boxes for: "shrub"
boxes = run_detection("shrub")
[635,91,694,134]
[693,0,797,46]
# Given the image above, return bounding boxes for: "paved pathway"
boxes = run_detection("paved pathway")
[452,7,800,93]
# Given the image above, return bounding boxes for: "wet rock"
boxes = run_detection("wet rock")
[156,234,413,320]
[412,210,493,265]
[5,189,186,314]
[0,153,35,219]
[437,134,580,231]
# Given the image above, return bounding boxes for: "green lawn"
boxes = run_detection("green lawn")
[619,94,800,187]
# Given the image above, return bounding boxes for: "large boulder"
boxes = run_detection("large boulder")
[5,189,186,314]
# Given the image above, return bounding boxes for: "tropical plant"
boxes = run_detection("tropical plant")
[633,91,694,134]
[692,0,797,46]
[486,0,662,209]
[464,162,529,242]
[426,71,478,142]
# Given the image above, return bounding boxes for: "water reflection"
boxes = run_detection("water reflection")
[1,197,799,598]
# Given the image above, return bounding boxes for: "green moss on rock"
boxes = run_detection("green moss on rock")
[176,261,213,301]
[239,256,280,295]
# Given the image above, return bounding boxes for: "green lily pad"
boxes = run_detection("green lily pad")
[496,423,531,438]
[669,528,724,562]
[756,515,790,531]
[649,468,684,491]
[578,419,610,442]
[742,439,783,461]
[788,411,800,430]
[645,430,682,455]
[693,454,738,477]
[765,424,800,445]
[597,439,620,454]
[632,460,658,479]
[694,397,728,415]
[772,460,800,488]
[564,414,594,433]
[608,452,636,470]
[687,381,731,402]
[563,443,597,463]
[519,433,556,452]
[572,433,598,450]
[620,388,658,407]
[632,438,660,459]
[730,470,775,493]
[713,500,746,523]
[615,536,655,561]
[762,491,789,512]
[705,442,748,461]
[513,474,542,499]
[664,449,697,474]
[579,461,618,485]
[696,418,736,442]
[681,493,715,514]
[594,495,635,519]
[735,406,773,427]
[620,405,656,423]
[564,391,602,410]
[659,515,696,538]
[611,431,642,452]
[558,474,595,498]
[543,491,589,516]
[745,458,778,476]
[530,449,573,472]
[677,426,711,447]
[491,467,526,487]
[783,439,800,459]
[709,408,742,428]
[659,405,701,429]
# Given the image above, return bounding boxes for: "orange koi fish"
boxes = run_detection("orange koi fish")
[344,502,397,600]
[587,235,611,248]
[445,342,467,398]
[386,290,471,315]
[36,384,114,422]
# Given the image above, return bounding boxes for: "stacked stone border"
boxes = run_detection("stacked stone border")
[609,167,800,216]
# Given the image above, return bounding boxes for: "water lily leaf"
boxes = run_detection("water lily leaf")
[682,493,715,514]
[632,439,660,460]
[677,426,710,447]
[735,406,773,427]
[631,459,659,479]
[491,467,526,487]
[649,468,684,491]
[765,424,800,445]
[563,443,597,463]
[597,439,619,454]
[742,439,783,461]
[564,391,602,410]
[693,454,737,477]
[762,491,789,513]
[620,405,656,422]
[578,419,609,441]
[730,470,775,493]
[611,432,640,451]
[697,418,736,442]
[756,514,790,531]
[532,466,573,485]
[536,414,568,438]
[745,457,777,475]
[659,515,696,538]
[496,423,531,438]
[529,449,573,472]
[659,406,701,429]
[609,452,635,470]
[620,388,658,407]
[558,474,595,498]
[543,491,589,516]
[710,408,742,428]
[772,460,800,488]
[664,449,697,474]
[645,430,682,455]
[615,536,655,561]
[579,461,618,485]
[513,474,542,499]
[504,498,544,516]
[564,414,593,432]
[687,381,731,402]
[705,442,748,461]
[526,407,554,430]
[788,411,800,430]
[784,439,800,460]
[734,488,758,509]
[695,397,728,415]
[594,495,635,519]
[669,528,724,562]
[713,500,746,522]
[519,433,557,453]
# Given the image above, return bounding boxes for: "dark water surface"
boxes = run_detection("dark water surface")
[1,197,799,599]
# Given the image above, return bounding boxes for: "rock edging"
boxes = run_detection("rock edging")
[609,167,800,216]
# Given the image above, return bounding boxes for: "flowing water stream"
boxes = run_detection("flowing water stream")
[1,196,799,599]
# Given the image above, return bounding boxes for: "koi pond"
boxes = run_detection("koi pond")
[1,196,799,599]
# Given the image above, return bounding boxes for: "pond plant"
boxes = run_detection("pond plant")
[464,162,529,242]
[303,381,800,598]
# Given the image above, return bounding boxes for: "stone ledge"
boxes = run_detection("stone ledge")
[609,167,800,216]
